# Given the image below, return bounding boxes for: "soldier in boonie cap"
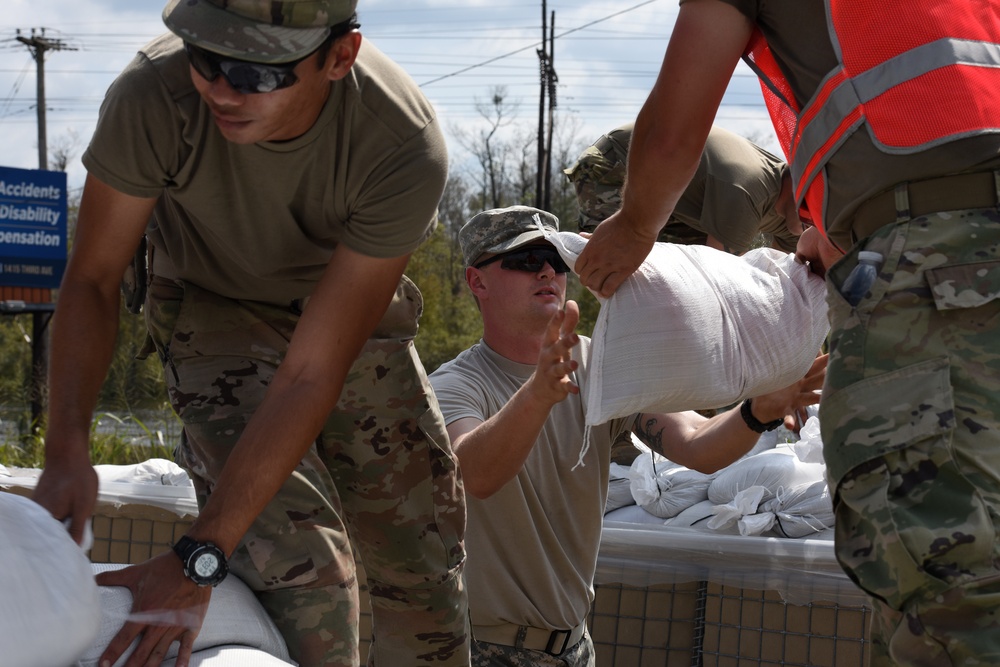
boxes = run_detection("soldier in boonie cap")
[460,205,560,267]
[563,126,629,233]
[162,0,359,63]
[565,123,804,254]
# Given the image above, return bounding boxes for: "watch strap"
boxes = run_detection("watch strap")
[740,398,784,433]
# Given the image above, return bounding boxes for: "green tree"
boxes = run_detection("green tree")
[410,175,484,374]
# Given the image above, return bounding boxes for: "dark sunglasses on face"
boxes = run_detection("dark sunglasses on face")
[184,42,308,94]
[475,246,571,274]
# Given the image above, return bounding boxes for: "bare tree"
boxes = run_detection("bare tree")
[48,128,81,173]
[451,86,524,209]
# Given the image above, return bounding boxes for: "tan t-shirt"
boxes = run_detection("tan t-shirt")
[694,0,1000,250]
[670,125,793,252]
[82,34,448,304]
[429,338,630,631]
[567,124,795,253]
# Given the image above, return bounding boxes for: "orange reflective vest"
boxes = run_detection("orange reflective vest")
[743,0,1000,235]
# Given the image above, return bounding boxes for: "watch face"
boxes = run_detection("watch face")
[194,552,220,578]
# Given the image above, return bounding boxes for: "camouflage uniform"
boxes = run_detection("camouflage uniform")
[143,271,469,666]
[472,634,595,667]
[162,0,358,64]
[820,199,1000,664]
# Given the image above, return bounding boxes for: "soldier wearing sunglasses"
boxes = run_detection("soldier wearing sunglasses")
[429,205,826,667]
[32,1,468,666]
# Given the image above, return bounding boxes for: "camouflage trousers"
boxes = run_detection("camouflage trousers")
[143,274,470,667]
[820,207,1000,665]
[471,633,595,667]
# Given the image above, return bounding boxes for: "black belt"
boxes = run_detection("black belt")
[472,621,587,655]
[851,170,1000,242]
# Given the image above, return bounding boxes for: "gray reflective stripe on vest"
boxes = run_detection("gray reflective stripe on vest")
[789,37,1000,196]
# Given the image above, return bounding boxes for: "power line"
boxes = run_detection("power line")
[419,0,664,87]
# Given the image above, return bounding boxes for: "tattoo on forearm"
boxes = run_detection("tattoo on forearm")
[635,415,665,456]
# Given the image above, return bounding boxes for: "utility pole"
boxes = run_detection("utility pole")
[535,1,558,211]
[544,11,557,212]
[15,28,75,432]
[535,1,548,209]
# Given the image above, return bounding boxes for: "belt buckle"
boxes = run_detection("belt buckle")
[544,628,571,655]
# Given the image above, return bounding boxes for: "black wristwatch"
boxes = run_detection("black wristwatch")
[740,398,784,433]
[172,536,228,587]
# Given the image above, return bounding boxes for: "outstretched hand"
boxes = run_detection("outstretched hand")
[528,299,582,406]
[95,553,213,667]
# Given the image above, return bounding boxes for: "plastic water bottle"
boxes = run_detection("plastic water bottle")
[840,250,883,307]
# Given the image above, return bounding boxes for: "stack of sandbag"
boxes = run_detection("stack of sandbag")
[706,445,833,537]
[546,231,829,426]
[605,408,833,538]
[79,563,294,666]
[0,493,101,667]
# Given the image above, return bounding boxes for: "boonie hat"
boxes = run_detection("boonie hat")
[163,0,358,64]
[460,206,560,267]
[563,123,632,231]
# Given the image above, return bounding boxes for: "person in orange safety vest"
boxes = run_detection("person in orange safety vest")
[574,1,1000,664]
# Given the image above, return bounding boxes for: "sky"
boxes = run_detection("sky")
[0,0,776,196]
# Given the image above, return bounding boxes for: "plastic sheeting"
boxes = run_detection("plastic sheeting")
[596,521,867,607]
[4,461,867,616]
[1,459,198,517]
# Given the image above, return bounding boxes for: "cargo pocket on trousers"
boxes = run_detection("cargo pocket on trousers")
[823,357,996,610]
[418,405,466,576]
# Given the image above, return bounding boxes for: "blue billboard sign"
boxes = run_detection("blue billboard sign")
[0,165,67,290]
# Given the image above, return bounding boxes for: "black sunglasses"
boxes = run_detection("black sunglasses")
[184,42,309,94]
[474,246,570,274]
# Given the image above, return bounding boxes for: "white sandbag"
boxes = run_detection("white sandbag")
[162,645,295,666]
[603,504,668,525]
[663,499,719,530]
[707,480,834,538]
[707,447,826,505]
[605,462,636,514]
[706,486,770,534]
[94,458,192,487]
[0,493,101,667]
[791,415,825,464]
[80,563,291,667]
[760,480,834,538]
[628,450,713,519]
[546,232,829,424]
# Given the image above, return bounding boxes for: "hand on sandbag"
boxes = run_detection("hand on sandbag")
[32,441,99,547]
[748,353,828,433]
[794,226,845,279]
[95,553,211,667]
[576,211,657,297]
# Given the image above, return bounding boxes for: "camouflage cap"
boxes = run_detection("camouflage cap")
[163,0,358,64]
[460,205,560,267]
[563,123,632,232]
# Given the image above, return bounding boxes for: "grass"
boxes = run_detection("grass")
[0,411,178,469]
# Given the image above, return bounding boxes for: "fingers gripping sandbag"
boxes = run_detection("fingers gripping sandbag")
[547,232,829,423]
